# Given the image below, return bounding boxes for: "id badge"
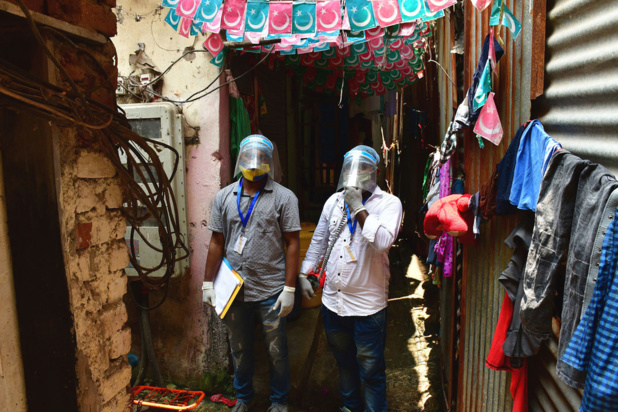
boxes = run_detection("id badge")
[234,234,247,254]
[344,245,357,263]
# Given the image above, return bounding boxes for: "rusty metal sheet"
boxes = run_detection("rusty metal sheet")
[455,1,534,411]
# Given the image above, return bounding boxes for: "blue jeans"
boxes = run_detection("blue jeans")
[223,295,289,404]
[321,305,387,412]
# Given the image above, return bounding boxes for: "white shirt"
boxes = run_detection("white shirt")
[300,186,403,316]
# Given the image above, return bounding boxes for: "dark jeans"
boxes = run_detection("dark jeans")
[321,305,387,412]
[223,295,289,404]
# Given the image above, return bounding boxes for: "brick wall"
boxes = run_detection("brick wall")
[20,0,133,410]
[61,141,131,411]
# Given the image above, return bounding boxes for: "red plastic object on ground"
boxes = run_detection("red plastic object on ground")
[131,386,205,411]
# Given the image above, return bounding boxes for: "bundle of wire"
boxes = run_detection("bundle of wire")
[0,1,191,309]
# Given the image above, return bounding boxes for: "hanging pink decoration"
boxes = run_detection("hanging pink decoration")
[269,1,293,34]
[367,37,385,51]
[426,0,456,13]
[365,26,385,40]
[178,18,193,37]
[204,32,225,56]
[470,0,492,12]
[474,92,503,145]
[175,0,200,19]
[316,0,342,32]
[202,8,223,32]
[372,0,402,28]
[399,21,416,36]
[221,0,246,31]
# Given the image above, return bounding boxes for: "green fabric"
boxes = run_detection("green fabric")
[230,97,251,165]
[421,155,433,202]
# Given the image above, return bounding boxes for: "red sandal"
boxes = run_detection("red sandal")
[210,394,237,408]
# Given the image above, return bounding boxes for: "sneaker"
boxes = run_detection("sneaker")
[231,400,253,412]
[266,403,288,412]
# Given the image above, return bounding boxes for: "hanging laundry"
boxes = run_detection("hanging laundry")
[466,34,504,125]
[494,123,527,215]
[520,150,618,389]
[562,208,618,411]
[486,215,536,412]
[479,168,498,220]
[486,292,529,412]
[467,191,482,237]
[508,120,562,212]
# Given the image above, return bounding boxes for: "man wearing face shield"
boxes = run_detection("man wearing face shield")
[299,145,403,412]
[202,135,301,412]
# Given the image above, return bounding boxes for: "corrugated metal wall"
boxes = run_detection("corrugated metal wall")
[532,0,618,176]
[432,0,614,410]
[434,11,459,411]
[450,1,533,411]
[524,0,618,408]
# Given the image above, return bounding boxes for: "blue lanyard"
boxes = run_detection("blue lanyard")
[345,196,370,236]
[236,178,265,233]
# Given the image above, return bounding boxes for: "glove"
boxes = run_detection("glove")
[299,274,316,300]
[202,281,216,307]
[344,186,364,214]
[272,286,295,318]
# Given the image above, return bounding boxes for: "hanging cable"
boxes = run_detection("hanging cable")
[5,2,191,307]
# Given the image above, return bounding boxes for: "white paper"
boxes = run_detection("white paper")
[213,257,242,317]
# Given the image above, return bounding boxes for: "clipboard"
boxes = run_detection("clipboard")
[214,257,244,319]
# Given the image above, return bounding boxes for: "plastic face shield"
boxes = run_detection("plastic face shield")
[233,136,275,181]
[337,150,378,193]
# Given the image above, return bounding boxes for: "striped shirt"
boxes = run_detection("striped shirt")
[562,206,618,411]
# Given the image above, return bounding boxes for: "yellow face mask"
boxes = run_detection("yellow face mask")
[239,164,270,181]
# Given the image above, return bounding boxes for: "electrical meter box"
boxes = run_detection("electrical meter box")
[119,103,189,278]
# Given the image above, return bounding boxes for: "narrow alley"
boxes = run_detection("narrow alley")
[3,1,618,411]
[193,238,445,412]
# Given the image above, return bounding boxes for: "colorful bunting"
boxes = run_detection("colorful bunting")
[204,33,225,56]
[162,0,180,8]
[425,0,456,13]
[245,0,269,33]
[316,0,342,32]
[178,17,193,37]
[490,0,502,26]
[474,92,503,145]
[365,26,385,40]
[176,0,200,19]
[210,48,226,66]
[399,0,425,22]
[502,5,522,40]
[269,1,293,34]
[158,0,447,96]
[292,1,317,34]
[470,0,492,12]
[346,0,378,32]
[202,7,223,31]
[422,0,444,22]
[221,0,246,31]
[488,27,497,73]
[472,61,491,111]
[372,0,402,28]
[164,8,182,30]
[194,0,224,24]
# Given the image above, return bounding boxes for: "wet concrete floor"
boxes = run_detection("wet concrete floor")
[150,239,445,412]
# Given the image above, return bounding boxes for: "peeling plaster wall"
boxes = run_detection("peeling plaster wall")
[57,128,132,411]
[0,154,27,412]
[0,1,133,410]
[113,0,230,383]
